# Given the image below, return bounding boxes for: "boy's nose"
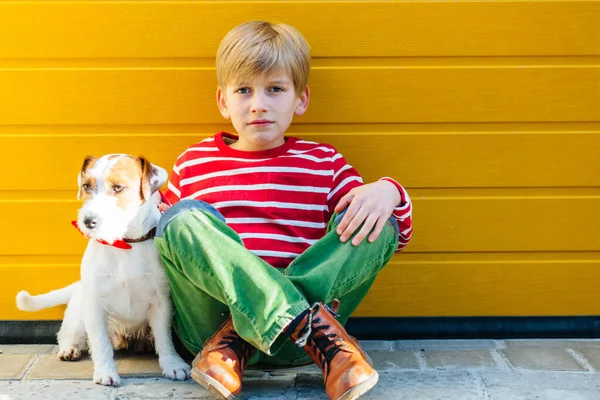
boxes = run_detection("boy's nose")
[251,93,268,113]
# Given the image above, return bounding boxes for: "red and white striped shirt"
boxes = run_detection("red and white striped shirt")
[165,132,412,269]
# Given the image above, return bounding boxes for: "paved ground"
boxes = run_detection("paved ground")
[1,339,600,399]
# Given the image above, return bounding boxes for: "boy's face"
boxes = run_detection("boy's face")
[216,72,309,151]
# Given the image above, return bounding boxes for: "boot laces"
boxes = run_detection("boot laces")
[219,331,254,367]
[294,303,351,377]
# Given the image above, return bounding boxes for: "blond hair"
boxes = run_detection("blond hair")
[216,21,311,95]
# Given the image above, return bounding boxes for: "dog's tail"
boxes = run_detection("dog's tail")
[16,282,80,312]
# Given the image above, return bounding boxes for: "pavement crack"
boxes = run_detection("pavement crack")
[470,371,490,399]
[415,350,431,371]
[293,373,300,400]
[20,353,44,380]
[567,348,597,373]
[491,349,514,372]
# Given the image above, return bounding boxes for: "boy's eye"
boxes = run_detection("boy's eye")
[236,87,250,94]
[269,86,284,92]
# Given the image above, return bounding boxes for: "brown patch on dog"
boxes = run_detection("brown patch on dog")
[109,324,154,353]
[110,334,130,351]
[78,156,98,200]
[138,156,155,201]
[106,156,146,209]
[82,155,97,171]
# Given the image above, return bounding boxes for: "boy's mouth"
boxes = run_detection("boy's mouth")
[248,119,274,126]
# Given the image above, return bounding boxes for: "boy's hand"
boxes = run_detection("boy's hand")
[159,203,171,213]
[334,180,401,246]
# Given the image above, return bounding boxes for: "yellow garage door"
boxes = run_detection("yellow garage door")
[1,1,599,322]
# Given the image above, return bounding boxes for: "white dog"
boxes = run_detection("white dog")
[16,154,190,386]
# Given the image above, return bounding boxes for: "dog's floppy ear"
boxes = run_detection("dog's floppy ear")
[138,156,168,201]
[77,156,96,200]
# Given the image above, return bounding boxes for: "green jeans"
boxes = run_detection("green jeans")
[154,200,399,366]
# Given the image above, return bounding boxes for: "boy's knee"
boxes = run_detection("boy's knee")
[156,199,225,238]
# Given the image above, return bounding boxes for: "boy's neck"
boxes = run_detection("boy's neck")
[216,132,297,159]
[222,136,237,146]
[226,136,286,152]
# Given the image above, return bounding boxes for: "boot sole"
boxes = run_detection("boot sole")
[336,370,379,400]
[191,368,237,400]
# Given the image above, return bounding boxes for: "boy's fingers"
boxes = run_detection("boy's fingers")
[340,207,367,242]
[334,193,353,213]
[336,200,359,235]
[159,203,171,213]
[368,217,388,243]
[352,214,378,246]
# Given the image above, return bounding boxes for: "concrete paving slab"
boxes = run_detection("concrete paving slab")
[360,340,391,351]
[0,345,55,355]
[27,353,184,380]
[424,350,494,369]
[116,353,162,377]
[393,340,496,351]
[295,373,328,399]
[480,371,600,390]
[505,339,600,349]
[500,348,585,371]
[266,364,320,376]
[114,378,213,399]
[297,371,483,400]
[487,387,600,400]
[0,355,35,379]
[236,375,297,399]
[576,348,600,372]
[27,354,94,380]
[367,350,420,371]
[365,371,481,400]
[0,380,113,400]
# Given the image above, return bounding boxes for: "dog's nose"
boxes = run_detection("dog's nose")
[83,217,97,229]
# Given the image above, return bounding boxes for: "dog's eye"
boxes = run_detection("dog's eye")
[82,184,93,193]
[112,185,125,193]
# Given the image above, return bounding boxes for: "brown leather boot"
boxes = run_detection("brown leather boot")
[191,316,256,399]
[288,301,378,400]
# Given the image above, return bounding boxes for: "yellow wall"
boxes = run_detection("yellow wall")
[1,1,599,320]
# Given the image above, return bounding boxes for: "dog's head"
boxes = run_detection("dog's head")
[76,154,168,243]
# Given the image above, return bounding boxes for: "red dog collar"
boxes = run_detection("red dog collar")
[71,221,133,249]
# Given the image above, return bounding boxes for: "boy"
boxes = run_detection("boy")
[155,21,412,400]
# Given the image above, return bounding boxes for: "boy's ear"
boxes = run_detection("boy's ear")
[294,86,310,116]
[216,87,230,119]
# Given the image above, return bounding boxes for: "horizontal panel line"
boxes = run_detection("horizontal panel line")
[2,56,600,69]
[1,122,600,135]
[3,256,600,267]
[4,261,600,267]
[2,251,600,262]
[388,260,600,265]
[419,196,600,200]
[3,131,600,138]
[0,0,594,4]
[2,189,600,201]
[398,250,600,255]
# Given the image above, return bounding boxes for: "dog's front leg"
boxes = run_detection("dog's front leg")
[83,299,120,386]
[148,297,190,381]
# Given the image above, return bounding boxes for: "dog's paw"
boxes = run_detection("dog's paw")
[160,357,191,381]
[58,347,82,361]
[16,291,34,311]
[93,367,121,387]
